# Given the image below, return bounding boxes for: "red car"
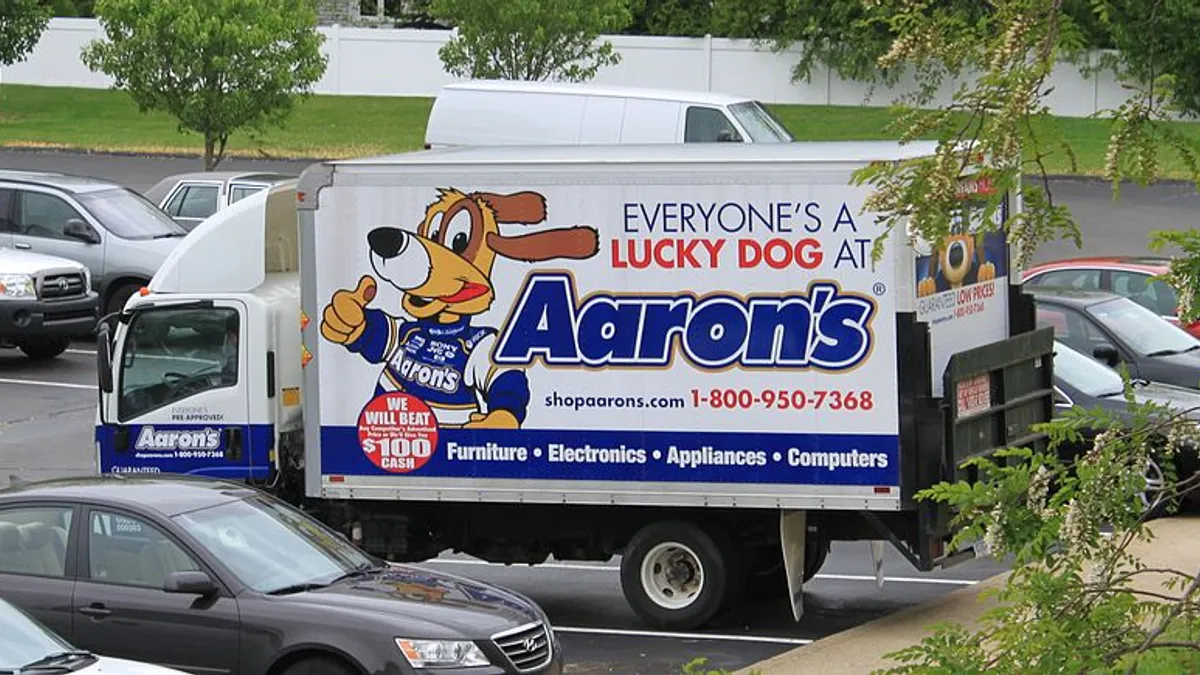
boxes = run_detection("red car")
[1022,256,1200,338]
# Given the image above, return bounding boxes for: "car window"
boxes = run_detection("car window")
[1035,304,1105,354]
[0,506,73,578]
[0,188,17,233]
[727,101,793,143]
[228,184,263,204]
[74,187,186,240]
[88,510,201,588]
[14,191,85,241]
[1111,270,1179,317]
[118,306,240,421]
[0,598,77,672]
[684,106,743,143]
[1025,268,1101,290]
[167,185,219,220]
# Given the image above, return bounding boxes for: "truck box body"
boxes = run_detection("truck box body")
[94,142,1052,631]
[298,143,1009,508]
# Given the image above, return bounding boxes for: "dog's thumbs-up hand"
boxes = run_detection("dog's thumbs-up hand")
[321,275,377,345]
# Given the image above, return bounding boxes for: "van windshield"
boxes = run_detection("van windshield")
[729,102,794,143]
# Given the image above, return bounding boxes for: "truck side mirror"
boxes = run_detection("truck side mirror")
[96,322,114,394]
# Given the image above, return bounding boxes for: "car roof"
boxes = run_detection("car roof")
[439,80,756,107]
[1026,286,1127,308]
[0,474,260,517]
[1026,255,1172,272]
[143,171,297,202]
[0,169,123,194]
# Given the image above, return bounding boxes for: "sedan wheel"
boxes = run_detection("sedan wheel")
[1140,458,1169,515]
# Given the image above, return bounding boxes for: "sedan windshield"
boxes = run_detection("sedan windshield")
[1054,340,1125,398]
[728,101,794,143]
[0,598,77,670]
[171,496,377,594]
[75,187,188,240]
[1086,297,1200,357]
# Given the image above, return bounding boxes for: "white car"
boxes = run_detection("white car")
[0,595,188,674]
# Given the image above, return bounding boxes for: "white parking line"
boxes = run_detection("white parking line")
[0,377,95,390]
[420,558,979,586]
[66,349,96,355]
[552,626,812,645]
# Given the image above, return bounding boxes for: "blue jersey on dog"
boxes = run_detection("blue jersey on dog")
[345,308,530,426]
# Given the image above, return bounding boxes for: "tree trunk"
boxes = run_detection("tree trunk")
[203,133,217,171]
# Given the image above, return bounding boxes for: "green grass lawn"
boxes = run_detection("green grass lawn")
[2,83,1199,178]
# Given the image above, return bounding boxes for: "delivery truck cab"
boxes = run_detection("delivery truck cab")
[424,80,796,148]
[93,143,1054,632]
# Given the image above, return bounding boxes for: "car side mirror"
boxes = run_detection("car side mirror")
[64,218,100,244]
[164,570,218,596]
[1093,342,1120,367]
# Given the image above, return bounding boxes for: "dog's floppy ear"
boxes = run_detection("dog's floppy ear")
[470,191,547,225]
[487,226,599,262]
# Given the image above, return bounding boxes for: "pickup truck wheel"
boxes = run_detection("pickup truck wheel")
[620,520,733,631]
[19,338,70,361]
[105,283,140,317]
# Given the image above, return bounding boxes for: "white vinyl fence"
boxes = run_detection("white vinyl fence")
[1,17,1136,118]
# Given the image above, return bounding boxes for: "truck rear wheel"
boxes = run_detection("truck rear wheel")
[620,520,736,631]
[19,338,70,361]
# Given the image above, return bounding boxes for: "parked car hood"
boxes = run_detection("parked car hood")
[1128,381,1200,420]
[0,247,86,275]
[1145,349,1200,372]
[84,655,190,674]
[267,563,544,639]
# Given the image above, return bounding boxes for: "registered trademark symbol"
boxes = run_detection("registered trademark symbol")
[873,282,887,296]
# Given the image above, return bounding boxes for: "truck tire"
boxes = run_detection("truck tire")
[620,520,736,631]
[105,283,140,317]
[19,338,70,361]
[741,534,830,603]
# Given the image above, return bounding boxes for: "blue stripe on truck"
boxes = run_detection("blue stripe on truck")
[95,423,274,480]
[318,426,900,486]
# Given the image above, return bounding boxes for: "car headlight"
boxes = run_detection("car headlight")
[395,638,490,668]
[0,274,36,298]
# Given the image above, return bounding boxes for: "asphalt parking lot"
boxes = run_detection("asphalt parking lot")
[1,149,1197,674]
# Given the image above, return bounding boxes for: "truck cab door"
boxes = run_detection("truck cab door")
[96,299,268,480]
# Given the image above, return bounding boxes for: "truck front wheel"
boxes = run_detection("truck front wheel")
[19,338,70,361]
[620,520,736,631]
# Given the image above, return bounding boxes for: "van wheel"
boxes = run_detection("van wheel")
[620,520,736,631]
[105,283,140,316]
[20,338,70,361]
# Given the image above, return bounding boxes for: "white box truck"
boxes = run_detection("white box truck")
[93,143,1054,631]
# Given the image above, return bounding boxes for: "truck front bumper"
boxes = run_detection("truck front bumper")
[0,292,101,341]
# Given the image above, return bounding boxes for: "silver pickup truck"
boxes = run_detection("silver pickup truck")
[0,247,99,360]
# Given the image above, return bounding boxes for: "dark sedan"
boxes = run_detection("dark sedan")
[1029,287,1200,390]
[0,474,562,675]
[1051,339,1200,511]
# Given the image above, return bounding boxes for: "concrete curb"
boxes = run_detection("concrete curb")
[737,515,1200,675]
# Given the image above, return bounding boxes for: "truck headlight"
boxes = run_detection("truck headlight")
[0,274,36,298]
[395,638,490,668]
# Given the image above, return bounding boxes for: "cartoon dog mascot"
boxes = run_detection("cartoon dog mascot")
[320,188,599,429]
[916,227,997,297]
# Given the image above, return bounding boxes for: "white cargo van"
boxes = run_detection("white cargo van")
[424,80,796,147]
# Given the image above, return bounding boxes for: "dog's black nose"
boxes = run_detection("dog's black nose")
[368,227,409,259]
[947,241,965,269]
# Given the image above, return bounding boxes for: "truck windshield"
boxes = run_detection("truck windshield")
[118,306,239,421]
[728,102,794,143]
[172,495,378,594]
[76,187,188,240]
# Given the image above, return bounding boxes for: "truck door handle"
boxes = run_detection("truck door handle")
[14,243,30,249]
[78,603,111,618]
